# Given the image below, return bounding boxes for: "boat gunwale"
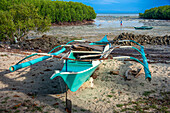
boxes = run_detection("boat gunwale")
[61,49,102,75]
[58,60,101,75]
[60,45,108,75]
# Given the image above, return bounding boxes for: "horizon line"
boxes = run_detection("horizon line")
[96,13,139,14]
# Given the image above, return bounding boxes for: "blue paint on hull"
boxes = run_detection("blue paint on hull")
[50,52,101,92]
[51,62,100,92]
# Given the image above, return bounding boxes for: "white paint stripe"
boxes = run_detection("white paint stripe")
[36,53,51,56]
[74,40,86,42]
[119,46,133,48]
[113,56,131,59]
[118,40,130,42]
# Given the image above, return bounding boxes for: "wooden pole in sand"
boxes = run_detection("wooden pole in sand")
[65,59,72,113]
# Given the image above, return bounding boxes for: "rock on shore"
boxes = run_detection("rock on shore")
[113,33,170,45]
[19,35,71,51]
[4,33,169,51]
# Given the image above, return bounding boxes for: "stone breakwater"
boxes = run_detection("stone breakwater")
[113,33,170,46]
[19,35,71,51]
[15,33,170,51]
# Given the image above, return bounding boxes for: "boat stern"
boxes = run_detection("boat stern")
[50,70,61,80]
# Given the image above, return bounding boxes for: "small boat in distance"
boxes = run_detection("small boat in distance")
[134,26,153,30]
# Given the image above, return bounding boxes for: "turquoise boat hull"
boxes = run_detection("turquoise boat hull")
[50,52,101,92]
[50,36,110,92]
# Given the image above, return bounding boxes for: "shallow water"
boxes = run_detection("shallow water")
[97,13,139,17]
[28,14,170,40]
[95,19,144,29]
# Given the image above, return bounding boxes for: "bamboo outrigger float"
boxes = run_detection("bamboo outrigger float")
[10,35,151,92]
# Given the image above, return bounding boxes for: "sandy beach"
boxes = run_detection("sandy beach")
[0,49,169,112]
[1,0,170,112]
[0,14,170,113]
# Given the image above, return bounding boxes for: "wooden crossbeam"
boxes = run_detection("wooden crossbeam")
[79,54,101,59]
[79,44,104,51]
[72,51,102,54]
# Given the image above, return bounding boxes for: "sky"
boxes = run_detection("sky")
[61,0,170,13]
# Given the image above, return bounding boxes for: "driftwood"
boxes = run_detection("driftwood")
[124,67,145,80]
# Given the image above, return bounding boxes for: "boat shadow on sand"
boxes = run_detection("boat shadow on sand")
[0,58,93,112]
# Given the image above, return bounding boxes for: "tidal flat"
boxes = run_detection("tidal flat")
[28,15,170,41]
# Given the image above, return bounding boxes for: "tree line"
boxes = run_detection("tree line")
[0,0,96,42]
[139,5,170,19]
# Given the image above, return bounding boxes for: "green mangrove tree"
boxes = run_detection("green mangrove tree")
[139,5,170,19]
[0,0,96,42]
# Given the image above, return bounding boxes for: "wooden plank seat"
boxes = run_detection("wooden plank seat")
[72,50,102,59]
[72,51,102,54]
[78,43,104,51]
[78,54,102,59]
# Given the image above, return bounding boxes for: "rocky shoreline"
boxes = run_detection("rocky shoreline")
[1,33,169,52]
[19,35,72,52]
[113,33,170,46]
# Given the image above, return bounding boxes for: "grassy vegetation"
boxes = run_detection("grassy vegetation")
[142,90,155,96]
[107,95,113,98]
[0,91,169,112]
[80,109,86,112]
[114,91,170,112]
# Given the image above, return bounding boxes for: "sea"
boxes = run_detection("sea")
[95,13,143,29]
[96,13,139,17]
[29,13,170,39]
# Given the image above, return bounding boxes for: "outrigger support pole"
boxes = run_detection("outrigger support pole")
[65,85,71,113]
[65,59,72,113]
[118,40,151,81]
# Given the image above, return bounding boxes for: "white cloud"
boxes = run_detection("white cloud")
[86,0,119,4]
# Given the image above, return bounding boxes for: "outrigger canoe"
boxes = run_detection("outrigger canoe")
[134,26,153,30]
[50,36,111,92]
[9,35,151,92]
